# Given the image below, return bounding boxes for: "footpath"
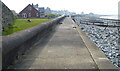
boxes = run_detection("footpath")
[9,17,118,71]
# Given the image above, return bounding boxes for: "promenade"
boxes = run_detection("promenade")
[9,17,117,70]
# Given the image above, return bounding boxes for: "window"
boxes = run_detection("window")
[28,6,32,11]
[36,13,39,17]
[29,13,31,17]
[22,13,27,18]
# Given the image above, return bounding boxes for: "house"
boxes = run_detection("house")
[19,4,40,18]
[45,7,51,15]
[39,7,45,17]
[33,4,45,17]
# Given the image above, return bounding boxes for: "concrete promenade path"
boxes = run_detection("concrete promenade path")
[9,17,116,70]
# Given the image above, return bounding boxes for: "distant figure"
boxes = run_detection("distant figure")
[27,19,31,22]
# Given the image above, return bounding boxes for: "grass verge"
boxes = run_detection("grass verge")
[2,19,52,36]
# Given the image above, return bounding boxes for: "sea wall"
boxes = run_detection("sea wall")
[2,16,65,69]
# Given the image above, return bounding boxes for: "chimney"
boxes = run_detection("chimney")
[32,3,33,6]
[36,4,38,7]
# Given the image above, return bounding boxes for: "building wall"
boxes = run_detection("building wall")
[33,4,45,18]
[39,7,45,17]
[2,2,14,28]
[19,4,40,18]
[45,7,51,15]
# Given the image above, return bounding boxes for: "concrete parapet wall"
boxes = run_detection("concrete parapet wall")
[2,16,65,69]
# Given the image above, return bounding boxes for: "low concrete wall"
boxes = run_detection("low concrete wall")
[2,16,65,69]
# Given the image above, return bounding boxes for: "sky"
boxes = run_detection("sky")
[1,0,120,15]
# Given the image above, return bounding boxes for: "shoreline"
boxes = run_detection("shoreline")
[100,18,120,21]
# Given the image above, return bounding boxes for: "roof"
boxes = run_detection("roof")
[19,4,40,14]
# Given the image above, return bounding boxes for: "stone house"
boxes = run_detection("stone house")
[19,4,40,18]
[2,2,15,30]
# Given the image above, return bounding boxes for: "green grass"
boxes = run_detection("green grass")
[2,19,52,36]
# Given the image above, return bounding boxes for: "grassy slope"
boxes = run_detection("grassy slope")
[3,19,52,36]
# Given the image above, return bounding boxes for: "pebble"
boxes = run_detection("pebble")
[73,18,120,68]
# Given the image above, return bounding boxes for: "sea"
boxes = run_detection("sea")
[100,15,118,19]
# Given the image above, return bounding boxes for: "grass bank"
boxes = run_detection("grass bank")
[2,19,52,36]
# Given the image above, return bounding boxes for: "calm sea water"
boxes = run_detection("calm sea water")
[100,15,118,19]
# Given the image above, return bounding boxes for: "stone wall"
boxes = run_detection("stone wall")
[2,2,14,29]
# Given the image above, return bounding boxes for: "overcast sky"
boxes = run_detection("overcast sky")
[1,0,120,15]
